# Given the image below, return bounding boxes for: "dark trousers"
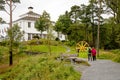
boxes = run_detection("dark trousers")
[92,56,96,61]
[88,54,92,61]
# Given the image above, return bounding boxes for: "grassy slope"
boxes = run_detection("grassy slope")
[0,45,81,80]
[0,54,80,80]
[97,50,120,63]
[26,45,66,54]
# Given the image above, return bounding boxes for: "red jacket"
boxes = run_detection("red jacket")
[91,48,96,56]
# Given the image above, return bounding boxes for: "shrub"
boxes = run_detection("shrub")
[65,41,76,46]
[27,39,38,45]
[55,37,60,41]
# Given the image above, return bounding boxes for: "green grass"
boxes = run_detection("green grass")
[26,45,66,54]
[111,49,120,63]
[111,49,120,54]
[98,50,116,59]
[78,51,88,58]
[0,54,81,80]
[0,46,9,64]
[98,50,120,63]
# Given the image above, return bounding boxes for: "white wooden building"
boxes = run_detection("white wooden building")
[13,7,65,41]
[0,23,9,42]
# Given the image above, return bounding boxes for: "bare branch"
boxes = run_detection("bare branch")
[5,0,10,6]
[12,3,16,12]
[4,9,10,15]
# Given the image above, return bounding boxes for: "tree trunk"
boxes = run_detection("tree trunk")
[9,0,13,66]
[96,0,102,57]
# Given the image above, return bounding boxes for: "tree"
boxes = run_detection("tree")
[55,11,72,40]
[54,21,63,38]
[42,11,51,27]
[35,15,46,38]
[104,0,120,23]
[101,17,119,49]
[69,5,81,23]
[7,24,24,47]
[0,0,20,66]
[104,0,120,49]
[79,4,92,42]
[67,23,85,42]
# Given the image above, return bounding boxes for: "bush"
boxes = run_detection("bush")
[65,41,76,46]
[55,37,60,41]
[33,35,40,39]
[27,39,41,45]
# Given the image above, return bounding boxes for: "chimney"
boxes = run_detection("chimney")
[28,6,33,12]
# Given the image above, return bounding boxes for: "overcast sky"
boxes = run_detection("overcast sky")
[0,0,89,22]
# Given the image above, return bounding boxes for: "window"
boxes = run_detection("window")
[28,22,31,28]
[28,33,31,40]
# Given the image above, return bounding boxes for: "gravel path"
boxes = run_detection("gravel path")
[80,60,120,80]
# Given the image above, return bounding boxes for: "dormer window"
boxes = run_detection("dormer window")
[28,22,31,28]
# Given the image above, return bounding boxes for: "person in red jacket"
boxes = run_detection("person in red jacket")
[91,47,97,61]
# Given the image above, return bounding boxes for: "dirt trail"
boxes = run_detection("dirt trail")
[80,60,120,80]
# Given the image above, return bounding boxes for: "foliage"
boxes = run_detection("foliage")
[67,23,85,42]
[7,24,24,47]
[102,18,120,49]
[0,0,20,11]
[69,5,81,23]
[55,37,60,41]
[65,41,76,46]
[0,17,6,23]
[35,11,49,37]
[53,1,120,49]
[105,0,120,23]
[0,55,80,80]
[54,11,72,36]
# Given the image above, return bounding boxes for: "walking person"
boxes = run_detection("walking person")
[91,47,97,61]
[87,47,92,61]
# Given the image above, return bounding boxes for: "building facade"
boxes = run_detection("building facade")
[13,7,65,41]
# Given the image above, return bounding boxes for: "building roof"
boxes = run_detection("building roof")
[15,16,39,22]
[19,11,40,17]
[13,7,40,22]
